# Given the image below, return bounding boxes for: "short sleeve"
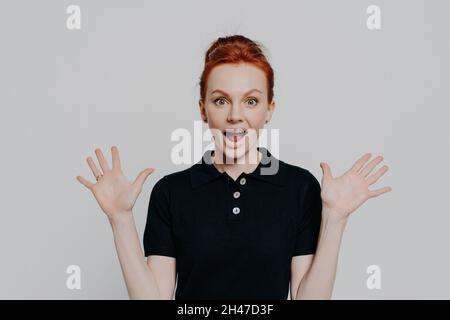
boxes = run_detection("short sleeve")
[143,176,176,258]
[292,172,322,256]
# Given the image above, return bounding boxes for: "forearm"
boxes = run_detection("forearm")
[109,213,161,299]
[295,207,348,300]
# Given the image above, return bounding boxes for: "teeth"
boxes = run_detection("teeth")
[224,128,246,135]
[224,130,246,136]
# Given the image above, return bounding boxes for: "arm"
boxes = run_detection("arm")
[109,213,162,299]
[293,153,391,299]
[294,208,347,299]
[76,146,176,300]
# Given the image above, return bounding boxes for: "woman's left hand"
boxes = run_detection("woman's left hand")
[319,153,392,221]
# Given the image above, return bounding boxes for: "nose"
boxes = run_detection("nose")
[227,102,244,123]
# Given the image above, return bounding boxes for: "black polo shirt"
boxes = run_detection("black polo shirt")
[143,146,322,300]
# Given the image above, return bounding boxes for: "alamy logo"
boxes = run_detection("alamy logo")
[66,265,81,290]
[66,5,81,30]
[366,264,382,290]
[366,5,381,30]
[170,120,280,175]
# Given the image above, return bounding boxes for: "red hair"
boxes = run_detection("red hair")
[199,35,275,104]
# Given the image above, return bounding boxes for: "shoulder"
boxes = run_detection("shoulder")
[151,165,195,195]
[280,162,323,226]
[280,160,321,192]
[279,160,322,210]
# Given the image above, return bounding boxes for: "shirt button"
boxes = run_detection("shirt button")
[239,177,246,185]
[232,207,240,214]
[233,191,240,199]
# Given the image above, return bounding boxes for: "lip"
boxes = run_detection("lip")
[222,129,248,147]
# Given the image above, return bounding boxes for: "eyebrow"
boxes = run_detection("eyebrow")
[210,88,262,96]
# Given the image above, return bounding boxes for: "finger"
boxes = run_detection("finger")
[87,156,102,179]
[366,165,389,185]
[132,168,155,192]
[111,145,122,171]
[368,186,392,198]
[350,152,372,173]
[95,148,110,172]
[76,175,94,189]
[359,155,384,177]
[320,162,333,180]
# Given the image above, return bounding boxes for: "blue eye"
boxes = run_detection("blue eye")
[247,98,258,106]
[214,98,227,106]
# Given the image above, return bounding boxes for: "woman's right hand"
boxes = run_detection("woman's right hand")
[76,145,155,222]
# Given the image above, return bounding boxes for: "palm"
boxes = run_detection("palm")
[76,146,155,220]
[91,171,138,217]
[320,153,392,219]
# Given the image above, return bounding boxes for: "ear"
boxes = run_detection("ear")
[266,100,276,123]
[199,99,208,123]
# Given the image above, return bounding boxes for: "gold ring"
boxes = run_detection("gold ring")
[95,174,103,181]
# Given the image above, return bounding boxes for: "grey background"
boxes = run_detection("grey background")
[0,0,449,299]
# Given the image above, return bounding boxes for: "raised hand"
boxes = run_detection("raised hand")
[319,153,392,221]
[76,146,155,221]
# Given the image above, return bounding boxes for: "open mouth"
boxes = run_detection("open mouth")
[222,129,248,144]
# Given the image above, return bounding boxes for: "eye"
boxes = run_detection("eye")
[247,98,258,106]
[213,97,228,106]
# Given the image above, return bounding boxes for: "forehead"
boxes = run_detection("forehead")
[207,63,266,94]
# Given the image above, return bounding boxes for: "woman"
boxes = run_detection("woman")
[76,35,392,300]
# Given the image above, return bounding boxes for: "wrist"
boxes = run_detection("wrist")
[108,211,134,228]
[322,206,349,226]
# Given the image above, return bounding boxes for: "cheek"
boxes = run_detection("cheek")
[206,104,228,120]
[244,105,267,119]
[244,111,266,128]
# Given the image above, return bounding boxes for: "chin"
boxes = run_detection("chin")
[220,144,259,165]
[224,147,247,160]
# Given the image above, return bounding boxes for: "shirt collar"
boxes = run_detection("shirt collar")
[189,146,286,189]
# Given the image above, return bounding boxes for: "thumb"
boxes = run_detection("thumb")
[320,162,332,180]
[133,168,155,191]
